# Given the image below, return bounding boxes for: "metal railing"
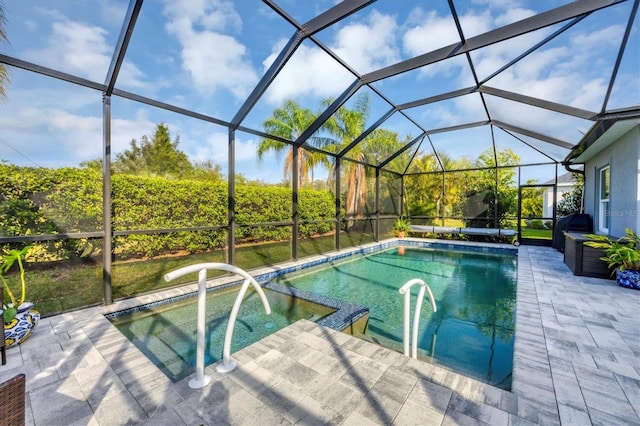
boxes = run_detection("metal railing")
[398,278,437,359]
[164,263,271,389]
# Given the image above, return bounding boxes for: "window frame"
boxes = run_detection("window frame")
[598,165,610,233]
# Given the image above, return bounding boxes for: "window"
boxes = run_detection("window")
[598,166,610,233]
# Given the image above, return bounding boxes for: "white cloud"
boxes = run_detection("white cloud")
[262,41,354,105]
[111,111,157,154]
[401,9,493,80]
[23,19,146,88]
[163,0,257,99]
[233,137,258,163]
[403,9,460,57]
[262,9,399,104]
[483,22,625,112]
[192,132,258,165]
[98,0,128,27]
[163,0,242,33]
[24,19,38,32]
[487,95,587,142]
[332,10,400,73]
[458,11,493,39]
[0,90,155,166]
[1,107,101,164]
[494,7,536,27]
[187,131,283,181]
[196,133,228,165]
[180,31,257,98]
[26,21,109,80]
[571,78,608,111]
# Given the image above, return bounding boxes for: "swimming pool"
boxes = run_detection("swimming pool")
[275,246,517,389]
[108,240,517,389]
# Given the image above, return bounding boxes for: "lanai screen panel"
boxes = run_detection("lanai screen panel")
[453,0,578,36]
[506,132,571,164]
[307,85,392,160]
[404,93,488,132]
[370,55,472,106]
[1,71,102,170]
[241,36,356,140]
[405,173,445,223]
[3,0,638,187]
[379,170,402,217]
[486,96,593,146]
[468,21,570,85]
[343,110,423,170]
[607,10,640,110]
[0,69,105,312]
[520,164,559,186]
[0,0,125,81]
[485,1,634,113]
[429,126,496,171]
[118,1,295,122]
[493,129,556,168]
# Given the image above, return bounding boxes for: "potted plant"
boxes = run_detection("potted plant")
[393,218,411,238]
[1,246,40,348]
[585,228,640,289]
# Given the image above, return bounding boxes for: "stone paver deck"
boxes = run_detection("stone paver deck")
[1,245,639,425]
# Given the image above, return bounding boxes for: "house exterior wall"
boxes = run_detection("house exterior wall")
[583,126,640,237]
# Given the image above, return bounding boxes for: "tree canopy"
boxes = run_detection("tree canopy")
[258,100,331,187]
[557,173,584,217]
[113,123,193,178]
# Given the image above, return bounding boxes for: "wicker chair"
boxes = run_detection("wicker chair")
[0,374,26,426]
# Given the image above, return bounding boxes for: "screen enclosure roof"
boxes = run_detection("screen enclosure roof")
[0,0,638,179]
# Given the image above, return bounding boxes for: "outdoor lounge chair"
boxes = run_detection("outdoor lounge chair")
[409,225,516,238]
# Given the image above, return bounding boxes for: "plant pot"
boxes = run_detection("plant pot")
[615,268,640,290]
[4,306,40,349]
[396,231,406,238]
[17,302,34,314]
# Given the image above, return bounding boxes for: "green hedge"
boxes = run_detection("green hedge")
[0,165,334,260]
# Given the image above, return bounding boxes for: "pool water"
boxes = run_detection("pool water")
[275,247,517,389]
[110,287,335,382]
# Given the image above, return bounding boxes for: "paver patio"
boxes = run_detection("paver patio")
[1,244,638,425]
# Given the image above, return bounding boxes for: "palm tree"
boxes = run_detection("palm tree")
[258,100,329,187]
[0,1,9,102]
[324,93,371,222]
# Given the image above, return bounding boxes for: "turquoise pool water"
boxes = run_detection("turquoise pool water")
[110,287,335,382]
[275,247,517,389]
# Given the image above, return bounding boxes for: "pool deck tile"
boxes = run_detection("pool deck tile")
[2,243,640,425]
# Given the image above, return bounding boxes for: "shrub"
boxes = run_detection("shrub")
[0,165,335,260]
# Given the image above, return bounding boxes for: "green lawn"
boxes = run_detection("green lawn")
[520,228,552,239]
[7,231,378,317]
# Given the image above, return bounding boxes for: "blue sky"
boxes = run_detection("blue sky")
[0,0,638,183]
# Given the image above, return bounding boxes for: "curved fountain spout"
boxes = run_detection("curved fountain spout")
[164,263,271,388]
[398,278,437,359]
